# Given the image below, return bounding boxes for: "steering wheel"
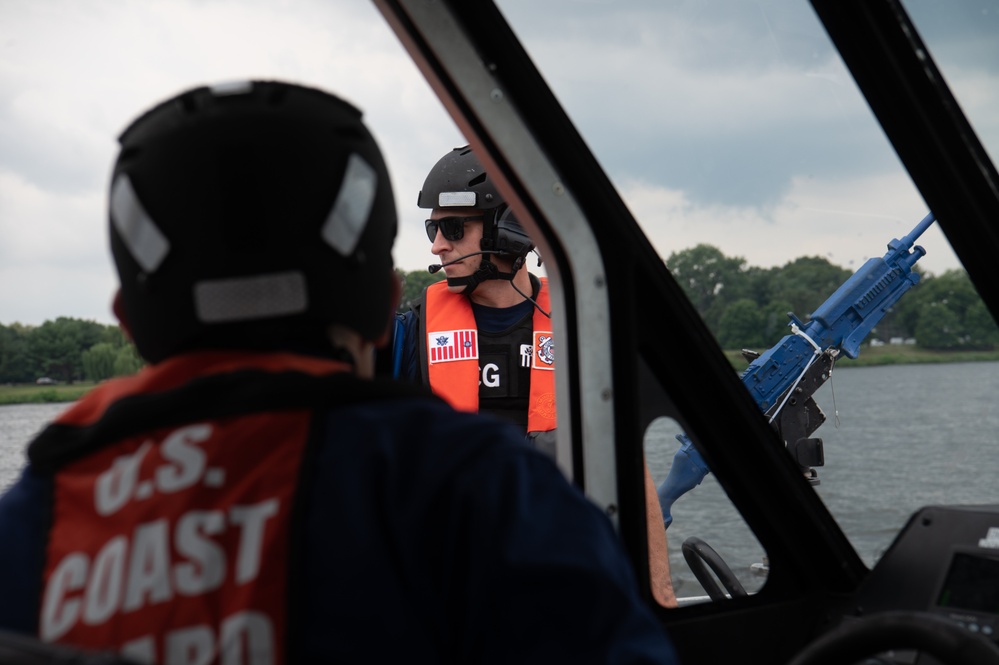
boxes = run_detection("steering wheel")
[787,611,999,665]
[681,536,747,602]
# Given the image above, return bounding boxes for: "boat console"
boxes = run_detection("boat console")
[859,506,999,635]
[839,505,999,664]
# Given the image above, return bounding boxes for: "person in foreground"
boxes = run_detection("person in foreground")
[0,81,678,664]
[394,145,677,608]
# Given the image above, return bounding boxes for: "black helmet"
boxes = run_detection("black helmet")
[110,80,397,363]
[418,146,534,290]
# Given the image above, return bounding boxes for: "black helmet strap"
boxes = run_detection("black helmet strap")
[442,206,523,293]
[443,256,509,294]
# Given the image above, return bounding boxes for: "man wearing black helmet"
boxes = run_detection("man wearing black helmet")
[395,145,558,454]
[395,146,677,609]
[0,83,678,663]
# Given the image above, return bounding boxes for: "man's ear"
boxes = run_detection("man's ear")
[374,271,402,348]
[111,289,134,342]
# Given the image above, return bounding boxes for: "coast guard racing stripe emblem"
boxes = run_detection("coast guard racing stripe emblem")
[428,329,478,364]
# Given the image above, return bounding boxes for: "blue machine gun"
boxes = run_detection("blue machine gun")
[658,213,936,528]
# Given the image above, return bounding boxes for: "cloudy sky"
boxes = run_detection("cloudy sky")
[1,0,996,327]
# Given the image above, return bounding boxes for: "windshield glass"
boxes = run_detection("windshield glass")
[5,0,998,609]
[493,0,999,599]
[903,1,999,169]
[0,1,464,328]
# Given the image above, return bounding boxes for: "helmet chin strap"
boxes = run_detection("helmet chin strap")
[444,255,520,294]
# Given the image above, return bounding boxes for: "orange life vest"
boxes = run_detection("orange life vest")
[422,279,556,433]
[38,350,351,665]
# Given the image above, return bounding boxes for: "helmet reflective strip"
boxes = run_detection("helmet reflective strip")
[194,271,308,323]
[438,191,477,207]
[322,153,376,256]
[110,175,170,274]
[209,80,253,96]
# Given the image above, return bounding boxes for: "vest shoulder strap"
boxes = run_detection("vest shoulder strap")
[29,370,434,472]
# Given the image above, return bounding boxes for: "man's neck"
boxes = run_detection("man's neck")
[468,269,534,308]
[326,325,373,378]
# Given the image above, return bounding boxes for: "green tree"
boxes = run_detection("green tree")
[113,343,145,376]
[735,266,776,308]
[965,300,999,348]
[101,325,133,348]
[82,343,118,382]
[0,323,37,383]
[717,299,766,349]
[666,245,749,329]
[768,256,852,321]
[757,299,797,347]
[397,269,444,313]
[915,302,963,350]
[908,269,998,350]
[26,318,107,383]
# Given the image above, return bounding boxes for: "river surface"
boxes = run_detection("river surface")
[0,402,67,493]
[2,362,998,600]
[641,361,999,598]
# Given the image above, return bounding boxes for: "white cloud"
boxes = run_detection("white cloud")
[621,170,958,277]
[0,171,115,324]
[0,0,462,325]
[0,0,990,327]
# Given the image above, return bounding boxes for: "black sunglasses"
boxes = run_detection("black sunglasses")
[425,215,486,242]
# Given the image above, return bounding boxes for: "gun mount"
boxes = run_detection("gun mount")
[659,213,935,526]
[741,212,934,475]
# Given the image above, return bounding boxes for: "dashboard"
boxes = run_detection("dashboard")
[849,505,999,664]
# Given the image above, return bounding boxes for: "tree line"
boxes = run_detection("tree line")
[0,318,143,385]
[0,267,442,386]
[664,244,999,352]
[5,252,993,385]
[397,246,999,353]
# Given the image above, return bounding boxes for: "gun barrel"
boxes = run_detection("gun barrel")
[897,212,936,248]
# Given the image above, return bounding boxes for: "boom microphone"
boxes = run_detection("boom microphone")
[427,250,502,274]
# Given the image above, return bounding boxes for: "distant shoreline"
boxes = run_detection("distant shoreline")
[0,382,96,406]
[724,346,999,370]
[4,347,999,406]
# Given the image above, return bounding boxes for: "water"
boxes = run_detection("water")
[3,362,999,601]
[0,402,68,492]
[643,361,999,599]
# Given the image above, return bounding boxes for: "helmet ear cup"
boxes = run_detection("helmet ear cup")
[479,205,501,252]
[493,205,534,263]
